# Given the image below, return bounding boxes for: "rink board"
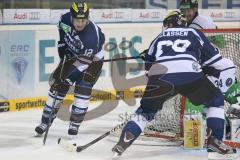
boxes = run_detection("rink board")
[0,22,240,112]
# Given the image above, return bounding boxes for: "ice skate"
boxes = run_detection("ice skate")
[35,123,48,136]
[112,131,135,158]
[207,136,238,160]
[68,122,80,139]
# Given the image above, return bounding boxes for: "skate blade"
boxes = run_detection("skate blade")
[34,133,43,137]
[68,135,78,140]
[29,135,44,148]
[112,152,122,160]
[58,138,77,152]
[208,152,239,160]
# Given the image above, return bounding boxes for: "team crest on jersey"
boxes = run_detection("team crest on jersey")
[75,35,84,49]
[226,78,233,87]
[192,62,200,72]
[12,57,28,84]
[71,31,84,50]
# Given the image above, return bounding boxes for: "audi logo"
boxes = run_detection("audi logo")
[114,12,124,19]
[151,12,161,18]
[29,12,40,20]
[225,12,234,18]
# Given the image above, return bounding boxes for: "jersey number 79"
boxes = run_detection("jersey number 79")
[155,39,191,58]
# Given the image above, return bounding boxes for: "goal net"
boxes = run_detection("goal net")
[111,28,240,147]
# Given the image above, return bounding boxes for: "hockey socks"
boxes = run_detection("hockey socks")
[207,117,224,140]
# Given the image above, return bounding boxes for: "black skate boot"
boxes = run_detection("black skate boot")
[206,128,237,160]
[112,131,135,158]
[35,123,48,135]
[35,110,57,135]
[68,122,80,136]
[207,136,237,154]
[35,99,60,136]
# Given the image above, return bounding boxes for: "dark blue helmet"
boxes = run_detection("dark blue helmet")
[163,11,187,27]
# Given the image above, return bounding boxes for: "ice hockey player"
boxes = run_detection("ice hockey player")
[35,1,105,136]
[180,0,240,119]
[112,11,237,159]
[179,0,216,29]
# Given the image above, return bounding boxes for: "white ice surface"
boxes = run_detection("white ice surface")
[0,101,239,160]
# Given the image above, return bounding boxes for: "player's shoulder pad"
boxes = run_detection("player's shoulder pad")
[58,12,72,33]
[192,15,216,29]
[90,20,103,33]
[185,26,206,45]
[97,26,105,38]
[90,20,105,43]
[60,12,71,24]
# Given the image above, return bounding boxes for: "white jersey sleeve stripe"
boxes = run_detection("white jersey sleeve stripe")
[92,21,104,60]
[208,58,235,70]
[160,60,202,74]
[94,49,104,60]
[92,21,100,49]
[202,54,222,66]
[156,54,197,62]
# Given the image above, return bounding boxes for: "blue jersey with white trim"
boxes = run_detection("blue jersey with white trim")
[58,12,105,59]
[145,27,222,85]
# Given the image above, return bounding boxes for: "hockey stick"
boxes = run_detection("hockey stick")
[69,51,143,63]
[103,55,142,62]
[62,28,144,63]
[43,56,66,145]
[43,91,57,145]
[58,120,128,152]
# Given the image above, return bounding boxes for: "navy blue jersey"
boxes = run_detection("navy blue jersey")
[145,27,222,85]
[58,12,105,62]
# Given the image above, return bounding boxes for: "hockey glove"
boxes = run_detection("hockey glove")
[64,33,84,57]
[202,66,220,78]
[139,49,148,60]
[58,40,77,60]
[227,104,240,118]
[57,40,67,62]
[225,82,240,118]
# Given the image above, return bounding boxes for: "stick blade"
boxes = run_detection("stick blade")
[58,138,77,152]
[76,146,84,152]
[112,151,122,160]
[29,135,44,148]
[208,152,239,160]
